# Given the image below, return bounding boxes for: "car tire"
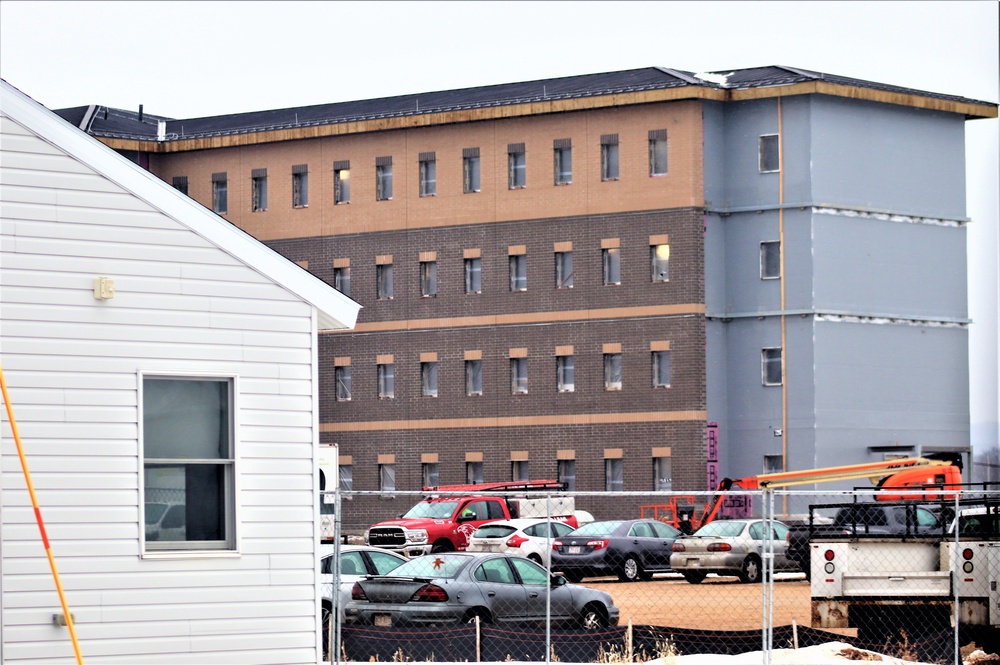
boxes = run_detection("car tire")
[681,570,707,584]
[617,555,643,582]
[579,603,609,630]
[463,608,492,625]
[431,540,454,553]
[528,553,543,565]
[739,555,762,584]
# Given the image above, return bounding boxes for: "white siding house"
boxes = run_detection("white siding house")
[0,79,360,664]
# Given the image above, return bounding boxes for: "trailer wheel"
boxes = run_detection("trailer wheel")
[739,555,762,583]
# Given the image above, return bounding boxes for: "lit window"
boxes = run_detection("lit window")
[463,148,481,193]
[557,355,575,393]
[653,457,672,491]
[512,460,530,482]
[465,359,483,396]
[421,361,438,397]
[651,244,670,282]
[335,365,352,401]
[420,260,437,297]
[604,353,622,391]
[508,143,526,189]
[467,461,484,484]
[376,262,394,300]
[605,458,624,492]
[251,168,267,212]
[558,459,576,492]
[379,463,396,491]
[555,251,573,289]
[376,157,393,201]
[334,161,351,204]
[601,134,619,181]
[762,348,782,386]
[652,351,671,388]
[172,176,188,195]
[602,247,621,286]
[292,165,308,207]
[510,357,528,394]
[553,139,572,184]
[509,254,527,292]
[760,134,780,173]
[422,462,439,488]
[761,241,780,279]
[378,362,395,399]
[649,129,667,176]
[419,153,436,197]
[464,257,482,294]
[211,173,227,214]
[142,376,235,551]
[333,266,351,297]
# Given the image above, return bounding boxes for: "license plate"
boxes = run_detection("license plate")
[687,558,700,566]
[374,614,392,627]
[568,546,582,554]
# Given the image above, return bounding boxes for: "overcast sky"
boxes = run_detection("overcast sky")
[1,1,998,455]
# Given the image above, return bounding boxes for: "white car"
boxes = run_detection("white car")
[320,544,406,626]
[466,518,576,567]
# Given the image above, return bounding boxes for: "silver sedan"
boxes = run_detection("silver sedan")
[669,518,798,583]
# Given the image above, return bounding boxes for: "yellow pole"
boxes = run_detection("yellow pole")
[0,362,85,664]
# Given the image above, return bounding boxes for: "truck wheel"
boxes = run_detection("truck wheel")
[682,571,706,584]
[739,555,762,583]
[431,540,454,553]
[617,555,643,582]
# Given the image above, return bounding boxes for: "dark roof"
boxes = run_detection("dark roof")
[59,65,996,142]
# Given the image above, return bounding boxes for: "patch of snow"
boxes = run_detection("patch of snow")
[694,71,732,87]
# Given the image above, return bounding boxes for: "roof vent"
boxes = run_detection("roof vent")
[138,105,143,123]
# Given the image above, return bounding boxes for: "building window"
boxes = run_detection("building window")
[376,261,394,300]
[335,365,352,402]
[251,168,267,212]
[510,357,528,394]
[422,462,439,488]
[557,355,575,393]
[553,139,572,184]
[467,461,484,484]
[555,251,573,289]
[464,257,482,294]
[421,361,438,397]
[654,457,672,491]
[759,134,780,173]
[420,259,437,297]
[602,247,621,286]
[378,361,395,399]
[652,351,671,388]
[762,348,783,386]
[211,172,228,214]
[292,164,308,207]
[334,266,351,297]
[508,143,526,189]
[601,134,619,181]
[763,454,784,474]
[379,463,396,492]
[142,375,235,551]
[465,359,483,396]
[558,459,576,492]
[172,176,188,195]
[419,152,436,197]
[651,243,670,282]
[334,161,351,204]
[605,458,624,492]
[509,254,527,292]
[604,353,622,391]
[463,148,481,193]
[376,156,393,201]
[512,460,530,482]
[649,129,667,176]
[761,241,781,279]
[339,464,353,492]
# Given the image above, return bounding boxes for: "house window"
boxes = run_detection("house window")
[465,359,483,396]
[555,251,573,289]
[649,129,667,175]
[379,462,396,492]
[512,460,530,482]
[602,247,621,286]
[420,259,437,297]
[604,353,622,391]
[761,241,781,279]
[467,461,484,484]
[651,243,670,282]
[762,348,783,386]
[557,355,575,393]
[508,143,526,189]
[558,459,576,492]
[376,156,393,201]
[421,361,438,397]
[334,160,351,204]
[652,351,671,388]
[605,458,624,492]
[378,361,395,399]
[376,259,394,300]
[335,365,352,402]
[553,139,572,184]
[292,164,308,207]
[211,173,227,214]
[339,464,353,492]
[601,134,619,181]
[172,176,188,195]
[142,375,235,551]
[422,462,440,488]
[419,152,436,197]
[333,265,351,297]
[760,134,780,173]
[463,148,481,193]
[764,454,784,474]
[654,456,672,491]
[509,254,527,292]
[464,257,482,294]
[510,357,528,394]
[251,168,267,212]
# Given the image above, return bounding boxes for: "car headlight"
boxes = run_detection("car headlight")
[405,529,428,544]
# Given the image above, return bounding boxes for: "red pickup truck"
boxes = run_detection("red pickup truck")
[365,481,578,557]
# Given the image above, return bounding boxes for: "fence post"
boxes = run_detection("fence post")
[332,445,343,665]
[763,488,774,665]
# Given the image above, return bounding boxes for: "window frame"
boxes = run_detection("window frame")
[465,359,483,396]
[334,166,351,204]
[760,240,781,280]
[605,458,624,492]
[762,348,783,386]
[602,247,621,286]
[555,251,573,289]
[291,166,308,208]
[604,353,623,391]
[508,148,526,189]
[652,350,671,388]
[556,355,575,393]
[512,460,530,482]
[251,171,267,212]
[211,173,228,214]
[763,454,784,474]
[376,158,393,201]
[421,361,438,397]
[653,456,672,491]
[651,244,670,282]
[648,130,668,176]
[601,135,620,181]
[558,459,576,492]
[509,254,527,292]
[553,142,572,185]
[333,266,351,297]
[759,134,780,173]
[463,150,481,193]
[379,463,396,492]
[376,262,394,300]
[466,461,484,484]
[422,462,440,488]
[464,257,482,294]
[335,365,352,402]
[419,154,437,197]
[172,176,188,195]
[419,260,437,298]
[510,357,528,395]
[377,362,396,399]
[339,464,353,492]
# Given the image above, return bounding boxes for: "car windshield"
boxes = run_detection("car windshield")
[692,521,745,538]
[388,554,467,579]
[473,525,517,538]
[569,520,624,537]
[402,500,460,519]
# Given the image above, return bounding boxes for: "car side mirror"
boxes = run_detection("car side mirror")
[551,574,567,587]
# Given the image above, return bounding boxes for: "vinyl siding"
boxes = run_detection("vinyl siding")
[1,113,322,663]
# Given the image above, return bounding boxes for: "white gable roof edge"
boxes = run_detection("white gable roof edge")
[0,80,361,331]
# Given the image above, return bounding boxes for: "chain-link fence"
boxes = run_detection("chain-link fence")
[318,486,1000,664]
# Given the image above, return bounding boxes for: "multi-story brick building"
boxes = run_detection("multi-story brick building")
[57,66,997,528]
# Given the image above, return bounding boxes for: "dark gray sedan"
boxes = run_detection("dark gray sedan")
[343,552,619,629]
[550,519,681,582]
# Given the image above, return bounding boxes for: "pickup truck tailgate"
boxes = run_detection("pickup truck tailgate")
[842,571,951,596]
